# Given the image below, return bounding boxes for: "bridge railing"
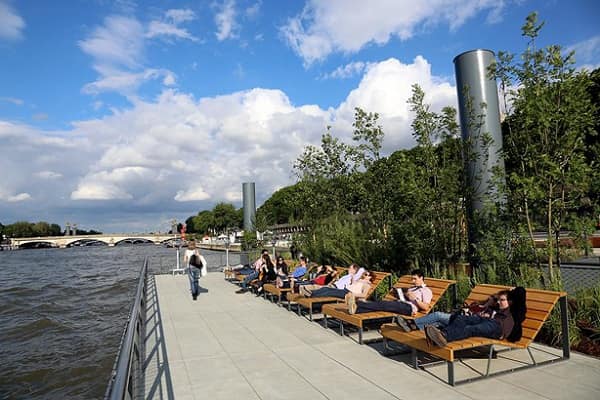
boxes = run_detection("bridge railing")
[104,258,148,400]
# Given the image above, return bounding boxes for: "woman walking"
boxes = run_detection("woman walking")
[184,240,207,300]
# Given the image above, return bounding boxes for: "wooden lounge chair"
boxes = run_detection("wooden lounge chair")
[295,271,391,321]
[262,264,318,305]
[285,266,348,310]
[380,284,569,386]
[322,276,456,344]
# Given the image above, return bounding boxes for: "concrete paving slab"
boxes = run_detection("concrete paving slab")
[144,272,600,400]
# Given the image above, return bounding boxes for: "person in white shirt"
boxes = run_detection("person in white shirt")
[184,241,207,301]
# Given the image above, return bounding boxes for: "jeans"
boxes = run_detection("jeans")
[310,287,348,298]
[356,300,412,315]
[442,314,502,342]
[189,266,201,297]
[414,311,452,330]
[242,270,259,289]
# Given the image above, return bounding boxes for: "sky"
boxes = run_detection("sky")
[1,0,599,234]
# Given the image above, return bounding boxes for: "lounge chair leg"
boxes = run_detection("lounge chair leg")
[358,328,363,345]
[411,348,418,369]
[340,322,344,337]
[309,307,313,321]
[485,345,495,376]
[323,314,328,328]
[527,346,537,366]
[447,361,455,386]
[559,295,570,359]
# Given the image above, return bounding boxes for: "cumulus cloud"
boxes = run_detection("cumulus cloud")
[214,0,238,41]
[281,0,506,65]
[7,193,31,202]
[1,55,456,231]
[322,61,372,79]
[0,1,25,41]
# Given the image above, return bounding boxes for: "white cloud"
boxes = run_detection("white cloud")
[1,56,456,230]
[146,9,198,41]
[0,1,25,41]
[0,96,24,105]
[7,193,31,202]
[281,0,506,65]
[215,0,238,41]
[245,1,262,19]
[79,12,194,96]
[567,35,600,70]
[322,61,371,79]
[174,187,210,201]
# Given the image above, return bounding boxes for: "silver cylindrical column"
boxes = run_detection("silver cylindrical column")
[242,182,256,232]
[454,49,506,263]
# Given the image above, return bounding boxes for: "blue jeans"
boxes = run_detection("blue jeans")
[189,266,201,296]
[442,314,502,342]
[311,287,348,298]
[414,311,452,330]
[242,270,259,289]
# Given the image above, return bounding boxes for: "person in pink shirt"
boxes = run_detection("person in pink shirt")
[347,269,432,315]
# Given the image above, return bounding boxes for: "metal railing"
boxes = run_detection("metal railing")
[104,258,148,400]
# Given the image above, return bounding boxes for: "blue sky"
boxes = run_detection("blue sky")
[1,0,599,234]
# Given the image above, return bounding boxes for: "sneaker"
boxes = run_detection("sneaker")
[192,295,198,301]
[395,316,412,332]
[425,325,447,347]
[347,294,357,314]
[235,288,247,294]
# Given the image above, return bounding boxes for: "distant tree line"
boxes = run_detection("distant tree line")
[184,202,243,236]
[0,221,102,238]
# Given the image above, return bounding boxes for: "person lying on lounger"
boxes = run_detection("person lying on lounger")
[309,270,373,300]
[345,269,431,316]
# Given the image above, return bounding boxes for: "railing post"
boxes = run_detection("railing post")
[560,295,570,359]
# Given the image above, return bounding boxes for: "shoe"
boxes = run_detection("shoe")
[425,325,447,347]
[395,316,412,332]
[347,294,357,314]
[192,295,198,301]
[235,288,247,294]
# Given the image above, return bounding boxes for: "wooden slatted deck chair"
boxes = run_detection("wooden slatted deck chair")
[285,266,348,310]
[380,284,570,386]
[295,271,391,322]
[322,276,456,344]
[262,264,318,305]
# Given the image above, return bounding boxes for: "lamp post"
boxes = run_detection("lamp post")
[270,238,277,259]
[224,236,231,268]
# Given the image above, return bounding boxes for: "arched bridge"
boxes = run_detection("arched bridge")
[10,234,181,249]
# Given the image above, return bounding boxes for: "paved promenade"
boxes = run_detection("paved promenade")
[143,272,600,400]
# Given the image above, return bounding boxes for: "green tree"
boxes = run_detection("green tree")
[494,12,596,280]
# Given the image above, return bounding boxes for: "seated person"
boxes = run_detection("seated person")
[281,256,309,290]
[297,265,339,297]
[333,263,364,290]
[235,250,270,293]
[274,256,288,278]
[425,290,519,347]
[396,286,526,338]
[255,254,277,296]
[347,269,431,315]
[310,269,373,300]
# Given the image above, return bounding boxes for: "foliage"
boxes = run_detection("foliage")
[493,12,596,280]
[1,221,63,237]
[185,203,242,235]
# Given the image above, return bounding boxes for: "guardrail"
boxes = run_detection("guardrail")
[104,258,148,400]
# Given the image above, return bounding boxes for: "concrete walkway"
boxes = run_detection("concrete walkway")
[143,272,600,400]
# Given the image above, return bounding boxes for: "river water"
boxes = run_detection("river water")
[0,245,240,400]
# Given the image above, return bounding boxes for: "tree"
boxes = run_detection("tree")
[494,12,596,280]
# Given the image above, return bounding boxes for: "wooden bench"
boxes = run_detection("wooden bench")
[295,271,391,321]
[322,276,456,344]
[381,284,570,386]
[263,264,318,305]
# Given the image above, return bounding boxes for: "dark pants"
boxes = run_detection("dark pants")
[356,300,412,315]
[442,314,502,342]
[310,287,348,298]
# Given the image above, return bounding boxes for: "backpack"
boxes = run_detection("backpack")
[189,253,203,268]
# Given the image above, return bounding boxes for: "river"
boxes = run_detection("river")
[0,245,240,399]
